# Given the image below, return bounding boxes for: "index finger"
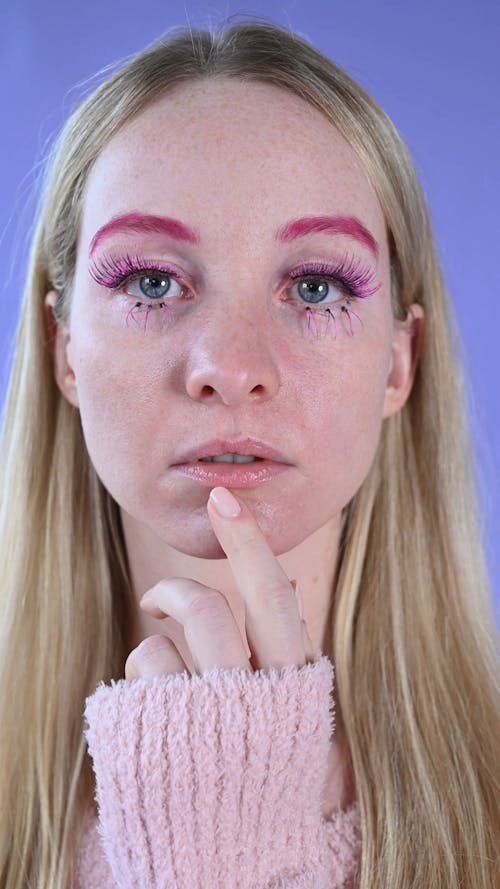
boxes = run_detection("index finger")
[207,487,304,670]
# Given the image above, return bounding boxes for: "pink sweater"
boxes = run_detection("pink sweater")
[75,654,361,888]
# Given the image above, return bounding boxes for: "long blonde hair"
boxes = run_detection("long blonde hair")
[0,18,498,888]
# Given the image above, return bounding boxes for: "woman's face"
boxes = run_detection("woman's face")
[52,78,409,558]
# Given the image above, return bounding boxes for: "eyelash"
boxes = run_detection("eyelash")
[88,251,380,337]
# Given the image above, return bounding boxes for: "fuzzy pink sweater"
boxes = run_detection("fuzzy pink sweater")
[75,654,361,888]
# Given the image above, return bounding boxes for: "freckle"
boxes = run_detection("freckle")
[312,576,319,583]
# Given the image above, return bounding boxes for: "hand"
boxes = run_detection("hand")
[125,486,315,680]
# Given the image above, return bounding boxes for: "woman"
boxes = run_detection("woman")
[0,19,498,889]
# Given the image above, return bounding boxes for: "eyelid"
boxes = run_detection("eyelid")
[285,255,380,301]
[288,255,374,278]
[88,252,190,291]
[88,250,379,303]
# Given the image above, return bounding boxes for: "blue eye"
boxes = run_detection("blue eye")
[289,257,380,304]
[124,273,183,301]
[293,277,340,304]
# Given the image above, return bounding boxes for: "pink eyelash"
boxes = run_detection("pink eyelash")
[288,254,378,339]
[89,252,185,330]
[88,250,379,337]
[304,303,364,339]
[89,252,182,291]
[125,300,172,332]
[289,255,380,301]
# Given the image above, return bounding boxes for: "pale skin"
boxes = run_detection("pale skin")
[45,78,424,815]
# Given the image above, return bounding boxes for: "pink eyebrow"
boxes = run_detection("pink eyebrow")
[88,213,200,256]
[275,215,379,257]
[88,212,378,258]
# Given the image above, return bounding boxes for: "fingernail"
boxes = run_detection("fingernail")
[209,487,241,518]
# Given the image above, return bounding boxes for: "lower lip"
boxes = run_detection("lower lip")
[172,460,291,488]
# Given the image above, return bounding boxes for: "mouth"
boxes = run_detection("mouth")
[199,453,264,464]
[171,437,292,488]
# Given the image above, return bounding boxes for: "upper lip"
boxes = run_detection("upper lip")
[173,437,291,464]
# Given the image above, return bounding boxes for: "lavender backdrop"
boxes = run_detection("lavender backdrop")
[1,1,498,621]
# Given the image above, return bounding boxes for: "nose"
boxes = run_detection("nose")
[183,305,281,406]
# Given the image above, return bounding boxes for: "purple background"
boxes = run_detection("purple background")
[1,2,498,623]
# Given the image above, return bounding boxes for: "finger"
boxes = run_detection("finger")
[292,581,317,664]
[125,634,189,680]
[207,487,305,671]
[140,578,252,675]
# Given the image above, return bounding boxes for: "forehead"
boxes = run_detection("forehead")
[81,78,386,253]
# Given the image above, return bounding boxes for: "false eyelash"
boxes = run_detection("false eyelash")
[88,250,380,336]
[302,302,363,338]
[89,252,188,331]
[289,254,380,301]
[89,251,184,293]
[287,254,379,339]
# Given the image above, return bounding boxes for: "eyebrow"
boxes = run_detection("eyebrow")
[275,215,378,257]
[88,211,379,258]
[88,213,199,256]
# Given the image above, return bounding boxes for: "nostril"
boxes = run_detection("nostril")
[201,385,215,397]
[186,364,279,405]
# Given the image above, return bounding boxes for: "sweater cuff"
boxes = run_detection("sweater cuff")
[84,654,335,889]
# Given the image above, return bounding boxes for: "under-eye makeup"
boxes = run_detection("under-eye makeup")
[286,255,380,338]
[89,252,190,332]
[88,250,380,338]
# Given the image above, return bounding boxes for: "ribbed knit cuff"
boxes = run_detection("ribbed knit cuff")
[84,654,335,889]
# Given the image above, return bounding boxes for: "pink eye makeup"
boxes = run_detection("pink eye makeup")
[88,250,380,338]
[285,254,380,338]
[88,252,189,332]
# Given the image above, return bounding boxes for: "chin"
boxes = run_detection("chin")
[123,490,325,559]
[157,517,304,560]
[169,535,230,560]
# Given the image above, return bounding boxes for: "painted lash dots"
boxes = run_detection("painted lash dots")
[88,251,381,338]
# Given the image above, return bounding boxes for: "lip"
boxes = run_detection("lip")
[171,437,293,489]
[172,437,291,465]
[172,460,290,489]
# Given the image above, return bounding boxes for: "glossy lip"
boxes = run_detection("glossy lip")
[172,460,291,489]
[172,437,292,465]
[171,437,293,489]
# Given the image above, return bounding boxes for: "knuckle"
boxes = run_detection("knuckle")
[125,634,184,681]
[135,634,173,660]
[185,589,226,619]
[261,581,295,614]
[232,531,262,558]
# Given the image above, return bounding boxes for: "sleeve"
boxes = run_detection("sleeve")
[83,654,337,889]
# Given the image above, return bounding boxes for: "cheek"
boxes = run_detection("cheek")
[70,320,164,491]
[297,345,390,500]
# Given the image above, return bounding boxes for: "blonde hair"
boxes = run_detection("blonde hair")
[0,18,498,888]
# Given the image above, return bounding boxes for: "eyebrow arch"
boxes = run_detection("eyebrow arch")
[88,212,200,257]
[275,215,379,257]
[88,211,379,258]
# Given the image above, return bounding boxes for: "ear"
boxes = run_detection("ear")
[383,303,425,418]
[44,291,80,408]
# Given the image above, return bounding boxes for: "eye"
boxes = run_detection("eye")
[287,257,380,307]
[123,272,184,301]
[88,253,189,303]
[291,276,342,305]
